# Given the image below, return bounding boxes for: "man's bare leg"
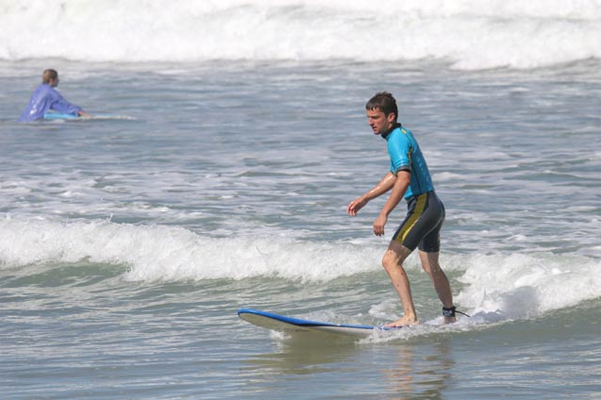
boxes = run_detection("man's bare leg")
[419,251,455,323]
[382,241,419,327]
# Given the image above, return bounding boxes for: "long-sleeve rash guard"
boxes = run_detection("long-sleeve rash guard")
[18,84,82,122]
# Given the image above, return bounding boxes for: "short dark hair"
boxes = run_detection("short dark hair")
[366,92,398,122]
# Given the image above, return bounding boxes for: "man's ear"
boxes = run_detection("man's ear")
[387,113,396,124]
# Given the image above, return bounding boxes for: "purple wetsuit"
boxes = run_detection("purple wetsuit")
[18,84,82,122]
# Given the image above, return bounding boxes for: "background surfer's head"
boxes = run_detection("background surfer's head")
[42,69,59,87]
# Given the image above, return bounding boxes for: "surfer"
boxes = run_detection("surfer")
[18,69,90,122]
[347,92,457,327]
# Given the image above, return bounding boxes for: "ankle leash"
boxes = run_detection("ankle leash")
[442,306,471,318]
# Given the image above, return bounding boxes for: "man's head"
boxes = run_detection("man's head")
[42,69,59,87]
[365,92,398,135]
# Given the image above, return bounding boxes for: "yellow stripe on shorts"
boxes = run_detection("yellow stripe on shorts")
[396,193,428,243]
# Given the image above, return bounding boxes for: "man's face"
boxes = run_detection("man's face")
[49,76,59,87]
[366,108,395,135]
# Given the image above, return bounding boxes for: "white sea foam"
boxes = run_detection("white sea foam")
[1,218,599,320]
[454,252,601,319]
[0,218,382,282]
[1,0,599,69]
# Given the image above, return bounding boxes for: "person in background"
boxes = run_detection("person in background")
[347,92,461,327]
[18,69,90,122]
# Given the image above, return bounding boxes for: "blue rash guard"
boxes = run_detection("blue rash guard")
[382,123,434,199]
[18,84,82,122]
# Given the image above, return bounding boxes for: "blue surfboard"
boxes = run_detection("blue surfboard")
[43,112,79,120]
[238,308,398,338]
[43,112,135,121]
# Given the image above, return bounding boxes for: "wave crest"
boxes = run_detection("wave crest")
[1,0,599,69]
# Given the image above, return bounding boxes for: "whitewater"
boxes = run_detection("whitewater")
[1,1,600,399]
[1,0,600,69]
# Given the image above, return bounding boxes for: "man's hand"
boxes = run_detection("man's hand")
[347,198,367,216]
[373,213,388,236]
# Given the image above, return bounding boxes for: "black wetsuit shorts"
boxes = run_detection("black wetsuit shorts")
[391,191,445,253]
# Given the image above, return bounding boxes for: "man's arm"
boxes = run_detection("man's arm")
[49,89,85,116]
[372,171,410,236]
[347,171,397,216]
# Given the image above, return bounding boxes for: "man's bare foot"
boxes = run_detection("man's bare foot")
[444,316,456,324]
[384,315,419,328]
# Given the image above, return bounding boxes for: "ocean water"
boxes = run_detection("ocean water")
[1,1,601,399]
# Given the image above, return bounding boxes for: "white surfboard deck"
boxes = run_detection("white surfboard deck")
[238,308,399,338]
